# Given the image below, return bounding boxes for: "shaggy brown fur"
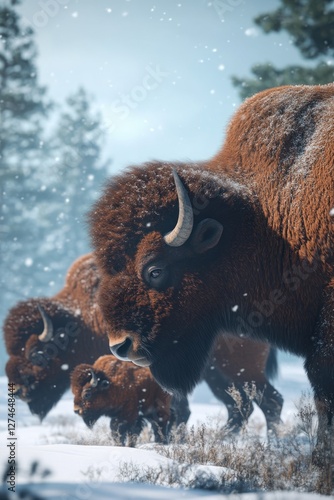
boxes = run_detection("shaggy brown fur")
[4,254,109,419]
[89,84,334,459]
[71,355,174,444]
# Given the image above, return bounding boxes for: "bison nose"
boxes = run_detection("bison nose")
[109,337,133,360]
[13,388,23,399]
[74,405,82,415]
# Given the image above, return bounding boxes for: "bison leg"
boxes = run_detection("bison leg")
[109,418,127,445]
[151,421,167,443]
[304,352,334,465]
[126,420,143,447]
[304,290,334,466]
[149,411,173,444]
[253,382,283,434]
[170,394,191,426]
[203,365,253,432]
[110,418,141,447]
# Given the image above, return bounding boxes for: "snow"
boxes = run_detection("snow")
[0,356,325,499]
[245,28,258,37]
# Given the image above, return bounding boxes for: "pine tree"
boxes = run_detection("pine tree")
[0,0,52,320]
[49,87,112,267]
[232,0,334,99]
[232,61,334,101]
[0,0,50,192]
[255,0,334,59]
[0,3,112,375]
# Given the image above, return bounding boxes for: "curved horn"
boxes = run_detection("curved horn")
[89,369,98,388]
[164,169,194,247]
[37,305,54,343]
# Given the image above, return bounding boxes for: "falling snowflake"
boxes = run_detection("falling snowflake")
[245,27,258,37]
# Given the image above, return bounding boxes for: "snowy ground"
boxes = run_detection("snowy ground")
[0,353,326,499]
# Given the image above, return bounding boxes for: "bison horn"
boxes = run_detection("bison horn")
[37,305,54,343]
[164,169,194,247]
[89,369,98,388]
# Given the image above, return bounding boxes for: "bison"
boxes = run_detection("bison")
[71,349,281,445]
[4,254,109,419]
[71,355,176,444]
[89,83,334,459]
[4,251,282,432]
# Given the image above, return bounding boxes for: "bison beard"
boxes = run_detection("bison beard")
[150,320,218,396]
[27,380,69,419]
[82,412,98,429]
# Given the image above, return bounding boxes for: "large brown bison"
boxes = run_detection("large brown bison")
[4,254,109,419]
[71,355,175,444]
[89,84,334,459]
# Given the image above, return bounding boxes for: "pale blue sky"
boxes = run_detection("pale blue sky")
[19,0,306,173]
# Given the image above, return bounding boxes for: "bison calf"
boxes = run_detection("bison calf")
[71,355,175,445]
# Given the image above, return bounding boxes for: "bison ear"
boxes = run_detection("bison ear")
[191,218,223,254]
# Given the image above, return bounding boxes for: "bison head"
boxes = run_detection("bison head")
[5,355,69,419]
[90,162,254,395]
[71,363,113,428]
[4,300,80,418]
[4,300,58,357]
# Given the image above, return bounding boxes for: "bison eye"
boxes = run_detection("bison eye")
[83,391,91,401]
[143,263,169,289]
[100,379,110,388]
[150,268,162,279]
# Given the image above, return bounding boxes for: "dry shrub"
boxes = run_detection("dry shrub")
[41,416,156,447]
[117,389,333,495]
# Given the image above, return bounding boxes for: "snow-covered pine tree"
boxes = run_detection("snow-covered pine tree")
[232,0,334,99]
[0,0,52,327]
[49,87,112,270]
